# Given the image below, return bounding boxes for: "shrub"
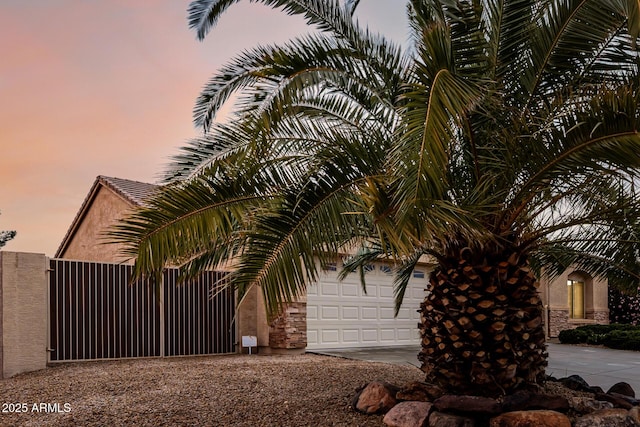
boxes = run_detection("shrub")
[558,324,640,346]
[578,323,635,335]
[601,330,640,351]
[559,324,640,350]
[585,333,607,345]
[558,328,589,344]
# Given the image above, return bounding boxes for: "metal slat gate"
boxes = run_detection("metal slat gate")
[48,259,236,362]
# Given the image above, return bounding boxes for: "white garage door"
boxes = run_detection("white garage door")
[306,261,429,350]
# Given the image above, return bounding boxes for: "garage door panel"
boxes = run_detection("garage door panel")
[397,329,414,340]
[307,305,318,320]
[361,307,378,319]
[362,285,378,297]
[321,306,339,320]
[380,307,395,318]
[307,329,318,345]
[307,262,430,349]
[378,284,394,298]
[321,282,339,296]
[341,283,359,297]
[342,306,359,319]
[321,330,340,344]
[380,329,396,341]
[342,329,359,343]
[362,329,378,342]
[397,307,417,320]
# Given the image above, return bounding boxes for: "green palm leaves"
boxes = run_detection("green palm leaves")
[111,0,640,316]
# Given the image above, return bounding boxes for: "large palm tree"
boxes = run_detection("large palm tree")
[112,0,640,396]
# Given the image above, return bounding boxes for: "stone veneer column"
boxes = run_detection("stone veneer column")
[592,309,610,324]
[549,309,570,338]
[268,302,307,353]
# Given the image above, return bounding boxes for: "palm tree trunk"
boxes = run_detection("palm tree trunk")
[418,248,547,396]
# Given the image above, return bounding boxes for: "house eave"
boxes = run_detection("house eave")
[54,176,139,258]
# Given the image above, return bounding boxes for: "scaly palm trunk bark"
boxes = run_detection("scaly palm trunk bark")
[418,246,547,396]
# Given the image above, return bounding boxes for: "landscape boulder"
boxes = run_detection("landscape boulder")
[610,393,640,406]
[382,401,432,427]
[595,392,634,410]
[574,408,640,427]
[352,381,399,414]
[570,396,614,414]
[433,395,502,417]
[428,410,476,427]
[501,390,569,412]
[396,381,444,402]
[608,382,636,398]
[489,410,571,427]
[559,375,592,392]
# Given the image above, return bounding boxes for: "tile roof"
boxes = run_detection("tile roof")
[54,175,160,258]
[98,175,159,207]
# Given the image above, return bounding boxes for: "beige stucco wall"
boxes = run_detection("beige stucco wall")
[0,252,48,378]
[236,286,272,354]
[237,285,258,353]
[60,187,134,263]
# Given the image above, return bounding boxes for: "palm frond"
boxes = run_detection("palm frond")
[109,160,273,277]
[120,0,640,324]
[187,0,240,41]
[392,248,425,316]
[193,29,405,132]
[339,244,385,293]
[503,82,640,229]
[520,0,637,112]
[345,0,360,16]
[231,174,372,316]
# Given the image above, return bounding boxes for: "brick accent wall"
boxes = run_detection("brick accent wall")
[269,302,307,349]
[549,309,570,338]
[592,309,610,324]
[549,309,610,338]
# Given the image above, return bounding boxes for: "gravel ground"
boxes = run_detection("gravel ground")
[0,354,423,426]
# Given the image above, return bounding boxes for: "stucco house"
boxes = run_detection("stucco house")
[539,270,609,337]
[55,176,608,355]
[56,176,159,262]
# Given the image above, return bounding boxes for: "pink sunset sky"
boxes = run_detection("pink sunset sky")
[0,1,405,256]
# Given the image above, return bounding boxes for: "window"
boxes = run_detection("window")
[322,262,337,272]
[379,265,392,274]
[567,279,585,319]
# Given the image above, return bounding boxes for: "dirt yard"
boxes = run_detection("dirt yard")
[0,353,423,426]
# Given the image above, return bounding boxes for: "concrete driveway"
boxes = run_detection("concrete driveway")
[310,343,640,392]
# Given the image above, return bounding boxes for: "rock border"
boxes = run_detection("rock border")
[352,376,640,427]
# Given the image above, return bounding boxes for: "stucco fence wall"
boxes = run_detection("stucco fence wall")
[0,251,305,379]
[0,251,48,379]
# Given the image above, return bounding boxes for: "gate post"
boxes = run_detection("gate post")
[0,252,48,378]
